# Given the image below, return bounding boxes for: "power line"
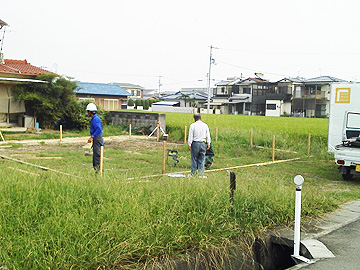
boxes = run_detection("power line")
[217,46,360,56]
[217,60,288,77]
[60,68,160,78]
[162,80,205,86]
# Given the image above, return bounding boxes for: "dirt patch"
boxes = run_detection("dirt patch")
[0,135,183,156]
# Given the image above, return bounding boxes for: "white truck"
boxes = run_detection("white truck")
[328,83,360,180]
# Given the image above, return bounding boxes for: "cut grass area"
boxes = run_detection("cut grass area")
[2,113,359,269]
[8,142,297,179]
[1,125,128,141]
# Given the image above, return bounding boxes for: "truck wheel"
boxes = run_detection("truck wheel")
[342,172,353,181]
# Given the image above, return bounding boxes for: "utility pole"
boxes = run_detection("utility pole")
[0,19,9,57]
[207,45,217,114]
[158,76,163,98]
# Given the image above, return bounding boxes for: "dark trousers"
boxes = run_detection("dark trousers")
[93,135,104,170]
[191,141,206,175]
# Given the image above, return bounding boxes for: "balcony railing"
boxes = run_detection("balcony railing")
[295,90,326,99]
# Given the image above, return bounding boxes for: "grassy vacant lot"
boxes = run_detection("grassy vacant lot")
[0,113,359,269]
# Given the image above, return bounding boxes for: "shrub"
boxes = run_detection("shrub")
[128,98,134,106]
[144,99,150,110]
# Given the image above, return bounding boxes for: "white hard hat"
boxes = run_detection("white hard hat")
[86,103,97,111]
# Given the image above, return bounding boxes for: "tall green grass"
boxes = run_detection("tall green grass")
[1,156,358,269]
[2,113,360,269]
[166,113,329,156]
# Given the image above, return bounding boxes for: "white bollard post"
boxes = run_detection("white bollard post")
[292,175,314,264]
[293,175,304,257]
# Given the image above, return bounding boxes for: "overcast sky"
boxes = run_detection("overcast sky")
[1,0,360,92]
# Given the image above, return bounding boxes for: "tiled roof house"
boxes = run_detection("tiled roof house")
[0,59,51,77]
[0,56,51,128]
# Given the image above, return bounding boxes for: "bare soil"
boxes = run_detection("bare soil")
[0,135,183,156]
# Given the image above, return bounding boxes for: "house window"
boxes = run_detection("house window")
[245,103,251,111]
[316,104,326,116]
[78,97,95,102]
[279,86,290,94]
[243,87,251,94]
[104,99,119,110]
[232,85,240,94]
[221,87,225,93]
[267,104,277,110]
[137,90,141,96]
[253,89,265,96]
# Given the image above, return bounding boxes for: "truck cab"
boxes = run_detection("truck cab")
[334,111,360,180]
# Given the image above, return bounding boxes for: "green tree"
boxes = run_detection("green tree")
[180,93,195,107]
[144,99,150,110]
[13,74,85,129]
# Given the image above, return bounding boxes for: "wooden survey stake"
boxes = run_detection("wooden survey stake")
[156,122,160,142]
[0,130,5,143]
[250,128,253,147]
[307,133,311,155]
[272,135,276,162]
[60,125,63,142]
[129,124,132,138]
[184,125,187,144]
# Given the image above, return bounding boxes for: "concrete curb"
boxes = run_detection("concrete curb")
[282,200,360,269]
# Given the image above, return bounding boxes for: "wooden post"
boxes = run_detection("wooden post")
[59,125,63,142]
[129,124,132,138]
[272,135,276,162]
[215,127,218,142]
[100,145,104,176]
[0,130,5,142]
[156,122,160,142]
[162,141,166,174]
[250,128,253,147]
[184,125,187,144]
[307,133,311,155]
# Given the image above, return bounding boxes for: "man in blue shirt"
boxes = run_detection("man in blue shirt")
[86,103,104,171]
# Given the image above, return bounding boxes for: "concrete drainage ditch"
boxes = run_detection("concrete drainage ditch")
[149,234,329,270]
[253,236,296,270]
[150,200,360,270]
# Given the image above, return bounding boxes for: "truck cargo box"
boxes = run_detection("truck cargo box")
[328,83,360,152]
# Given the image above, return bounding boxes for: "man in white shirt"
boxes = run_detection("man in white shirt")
[188,113,211,176]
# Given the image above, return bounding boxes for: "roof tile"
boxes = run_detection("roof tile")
[76,82,131,97]
[0,59,51,75]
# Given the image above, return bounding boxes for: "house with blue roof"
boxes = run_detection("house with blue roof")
[75,82,131,111]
